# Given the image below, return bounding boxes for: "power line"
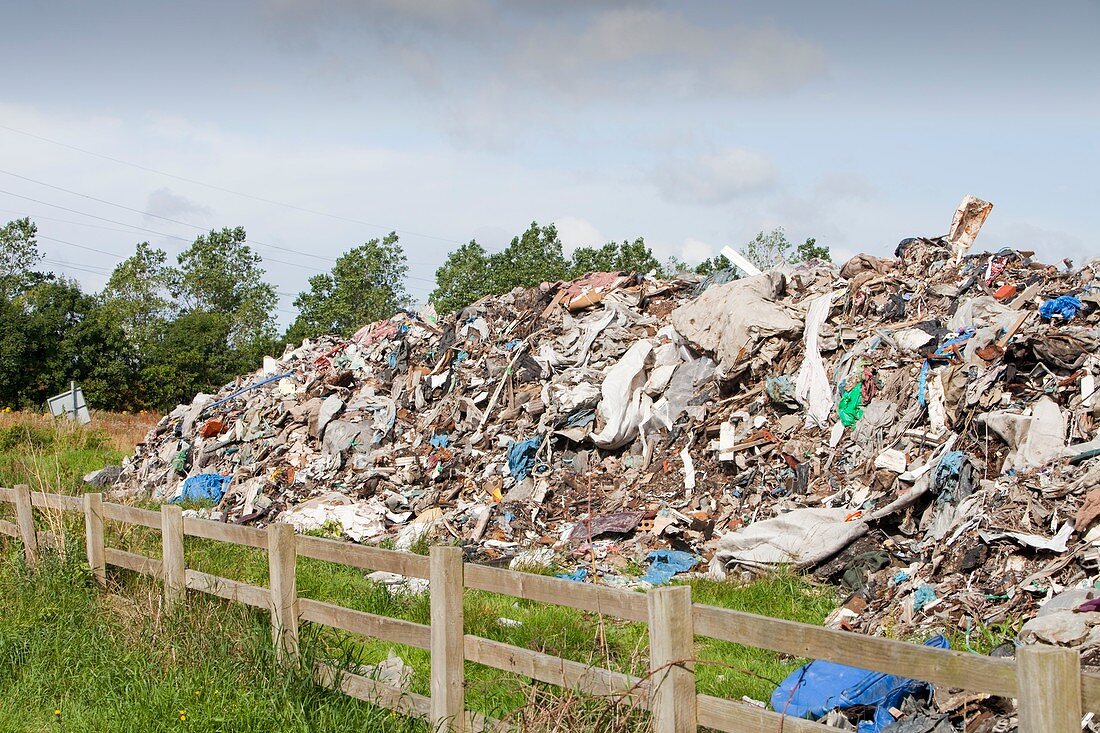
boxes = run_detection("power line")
[41,258,113,276]
[0,185,442,284]
[0,122,470,246]
[0,168,339,264]
[39,234,127,260]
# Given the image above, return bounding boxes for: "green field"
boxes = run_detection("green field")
[0,414,837,732]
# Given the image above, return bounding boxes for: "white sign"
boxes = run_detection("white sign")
[47,382,90,424]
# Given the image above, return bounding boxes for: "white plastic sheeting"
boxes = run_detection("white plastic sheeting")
[709,508,869,574]
[795,291,836,427]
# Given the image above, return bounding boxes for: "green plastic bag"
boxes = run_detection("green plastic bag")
[838,382,864,427]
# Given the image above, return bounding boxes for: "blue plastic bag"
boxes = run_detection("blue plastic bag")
[171,473,231,505]
[1039,295,1085,321]
[506,436,542,481]
[770,635,949,732]
[640,550,697,585]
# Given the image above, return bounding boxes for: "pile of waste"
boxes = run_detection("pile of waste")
[110,196,1100,730]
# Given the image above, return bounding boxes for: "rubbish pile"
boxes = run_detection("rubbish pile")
[110,196,1100,728]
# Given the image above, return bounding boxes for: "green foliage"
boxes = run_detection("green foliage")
[568,238,661,277]
[694,253,732,275]
[742,227,830,271]
[0,277,141,410]
[796,237,832,262]
[173,227,278,349]
[0,217,41,299]
[287,233,409,343]
[429,241,492,315]
[100,242,177,354]
[430,226,667,316]
[487,221,569,294]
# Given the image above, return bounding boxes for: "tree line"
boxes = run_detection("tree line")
[0,217,827,412]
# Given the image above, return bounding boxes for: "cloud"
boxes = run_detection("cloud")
[512,8,827,100]
[679,237,715,263]
[554,216,604,253]
[653,148,778,205]
[145,188,213,222]
[983,220,1090,263]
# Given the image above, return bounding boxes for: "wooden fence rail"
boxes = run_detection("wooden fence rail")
[0,483,1092,732]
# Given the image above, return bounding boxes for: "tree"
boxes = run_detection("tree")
[487,222,569,294]
[694,253,732,276]
[795,237,831,263]
[0,217,42,299]
[0,277,138,409]
[173,227,277,349]
[430,240,492,315]
[741,227,830,271]
[141,311,255,409]
[569,238,661,277]
[101,242,177,353]
[286,233,409,342]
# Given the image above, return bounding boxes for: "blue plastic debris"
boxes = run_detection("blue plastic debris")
[171,473,232,505]
[556,567,588,582]
[430,434,450,449]
[504,339,523,351]
[770,635,949,732]
[912,584,937,612]
[1039,295,1085,321]
[640,549,697,585]
[917,329,974,406]
[506,436,542,481]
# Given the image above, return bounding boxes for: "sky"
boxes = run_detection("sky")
[1,0,1097,322]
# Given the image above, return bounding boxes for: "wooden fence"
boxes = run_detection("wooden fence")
[0,483,1092,732]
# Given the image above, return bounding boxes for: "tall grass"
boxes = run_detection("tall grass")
[0,414,841,731]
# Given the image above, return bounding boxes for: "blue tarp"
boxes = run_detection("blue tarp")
[171,473,231,505]
[506,436,542,481]
[1039,295,1085,321]
[555,567,588,582]
[770,635,949,733]
[640,550,698,585]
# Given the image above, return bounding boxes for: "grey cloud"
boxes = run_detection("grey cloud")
[653,148,778,205]
[984,220,1090,263]
[813,172,879,202]
[145,188,213,221]
[511,9,827,99]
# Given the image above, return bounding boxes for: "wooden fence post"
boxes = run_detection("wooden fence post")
[83,492,106,586]
[13,484,37,567]
[1017,645,1081,732]
[430,545,464,732]
[160,504,185,610]
[647,585,696,733]
[267,522,300,665]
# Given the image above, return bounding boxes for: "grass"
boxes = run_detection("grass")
[0,542,426,733]
[0,413,842,730]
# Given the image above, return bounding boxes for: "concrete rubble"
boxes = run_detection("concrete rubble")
[109,196,1100,730]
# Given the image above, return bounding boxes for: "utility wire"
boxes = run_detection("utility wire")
[0,185,441,284]
[0,122,469,246]
[0,168,339,264]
